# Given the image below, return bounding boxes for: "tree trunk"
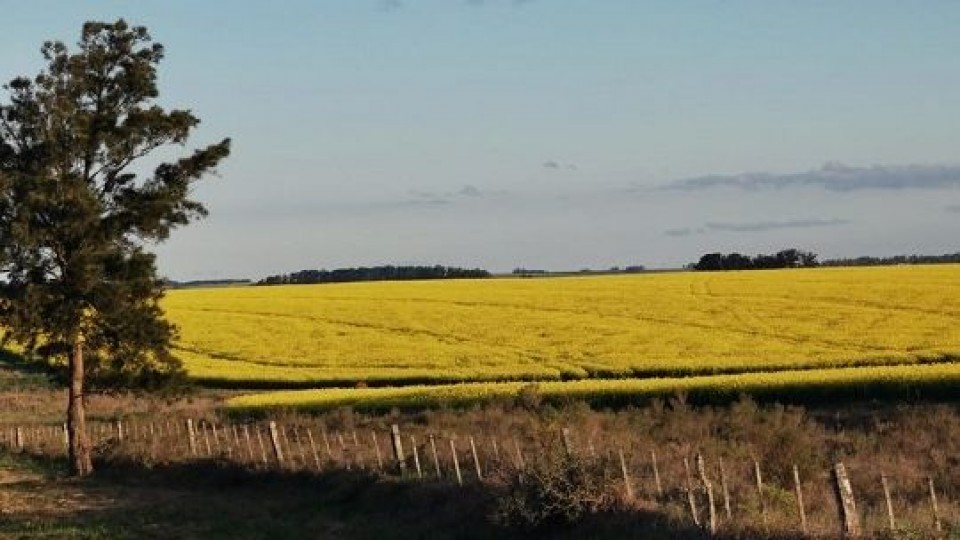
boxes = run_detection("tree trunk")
[67,334,93,476]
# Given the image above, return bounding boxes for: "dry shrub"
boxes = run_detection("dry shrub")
[489,438,624,533]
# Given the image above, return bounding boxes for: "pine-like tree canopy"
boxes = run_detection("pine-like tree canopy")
[0,20,230,474]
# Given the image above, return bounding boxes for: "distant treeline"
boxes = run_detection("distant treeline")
[692,249,960,271]
[511,265,645,277]
[257,265,491,285]
[692,249,819,271]
[820,253,960,267]
[164,279,251,289]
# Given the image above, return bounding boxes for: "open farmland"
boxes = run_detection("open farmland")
[161,265,960,409]
[226,362,960,412]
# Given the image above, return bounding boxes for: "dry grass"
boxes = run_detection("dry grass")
[1,361,958,538]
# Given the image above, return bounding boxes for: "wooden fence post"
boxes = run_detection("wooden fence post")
[450,438,463,486]
[469,436,483,480]
[429,434,442,479]
[618,447,634,500]
[16,426,24,450]
[321,429,333,461]
[306,428,321,470]
[390,424,406,476]
[268,421,284,466]
[201,422,212,456]
[231,425,241,459]
[794,464,808,535]
[651,449,663,498]
[831,461,860,538]
[211,424,222,455]
[242,425,254,462]
[115,419,124,444]
[255,426,268,466]
[186,419,197,456]
[62,422,69,452]
[146,422,157,460]
[373,431,384,472]
[754,459,768,527]
[928,477,942,534]
[410,435,423,479]
[696,453,717,535]
[561,427,575,457]
[880,473,895,532]
[351,431,363,469]
[337,432,350,470]
[683,456,701,527]
[719,457,732,521]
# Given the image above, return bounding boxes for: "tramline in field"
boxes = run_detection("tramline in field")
[162,265,960,409]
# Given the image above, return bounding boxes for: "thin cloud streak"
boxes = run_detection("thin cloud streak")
[466,0,537,6]
[542,160,578,171]
[706,218,851,232]
[402,184,507,206]
[661,163,960,193]
[664,227,699,237]
[665,218,851,236]
[376,0,404,12]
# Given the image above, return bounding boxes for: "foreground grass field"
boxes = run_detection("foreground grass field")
[0,361,957,538]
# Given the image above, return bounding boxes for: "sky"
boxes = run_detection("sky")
[2,1,960,280]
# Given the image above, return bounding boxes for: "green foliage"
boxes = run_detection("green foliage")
[0,19,230,389]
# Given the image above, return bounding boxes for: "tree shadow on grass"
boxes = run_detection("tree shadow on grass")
[0,450,712,540]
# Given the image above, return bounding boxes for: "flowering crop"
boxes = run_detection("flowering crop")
[166,265,960,391]
[226,362,960,412]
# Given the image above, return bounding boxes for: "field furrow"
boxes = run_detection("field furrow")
[164,265,960,398]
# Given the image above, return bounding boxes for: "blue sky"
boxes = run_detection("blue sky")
[3,1,960,279]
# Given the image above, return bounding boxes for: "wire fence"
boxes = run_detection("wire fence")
[1,418,956,538]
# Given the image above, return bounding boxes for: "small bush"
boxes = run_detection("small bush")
[490,444,623,533]
[515,383,543,411]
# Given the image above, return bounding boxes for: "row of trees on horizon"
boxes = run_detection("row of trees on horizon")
[257,265,491,286]
[253,250,960,285]
[692,249,960,271]
[820,253,960,267]
[691,249,820,271]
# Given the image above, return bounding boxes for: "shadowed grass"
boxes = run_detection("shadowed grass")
[0,449,710,539]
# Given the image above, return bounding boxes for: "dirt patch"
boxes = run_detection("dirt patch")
[0,464,144,518]
[0,467,39,485]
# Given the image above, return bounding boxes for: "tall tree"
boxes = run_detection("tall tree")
[0,20,230,476]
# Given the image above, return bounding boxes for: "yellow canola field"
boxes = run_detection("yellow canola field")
[165,265,960,387]
[225,362,960,412]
